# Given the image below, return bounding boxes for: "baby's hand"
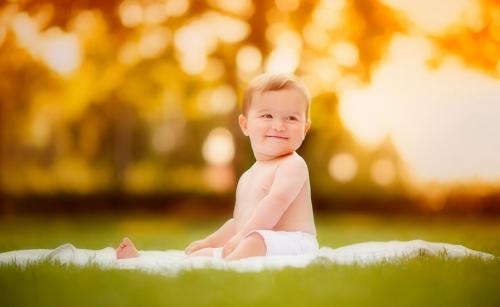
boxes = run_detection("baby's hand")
[185,239,210,255]
[222,234,244,257]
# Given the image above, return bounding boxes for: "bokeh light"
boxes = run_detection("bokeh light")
[236,45,262,75]
[164,0,190,17]
[331,41,359,67]
[41,29,81,75]
[118,0,143,27]
[202,127,235,166]
[371,159,396,186]
[328,153,358,183]
[265,47,299,73]
[197,85,237,115]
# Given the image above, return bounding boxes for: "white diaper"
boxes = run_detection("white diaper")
[211,230,319,258]
[246,230,319,257]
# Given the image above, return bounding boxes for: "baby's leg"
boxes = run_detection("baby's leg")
[116,237,140,259]
[224,233,266,261]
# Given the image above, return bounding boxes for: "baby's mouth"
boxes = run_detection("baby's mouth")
[266,135,289,140]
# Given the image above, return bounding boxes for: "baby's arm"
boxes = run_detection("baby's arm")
[204,218,236,247]
[235,157,307,238]
[185,218,236,254]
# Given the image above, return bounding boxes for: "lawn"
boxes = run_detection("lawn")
[1,212,499,306]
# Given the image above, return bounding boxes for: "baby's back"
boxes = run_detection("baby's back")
[233,153,316,235]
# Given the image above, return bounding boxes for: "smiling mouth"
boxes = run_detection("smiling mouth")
[266,135,289,139]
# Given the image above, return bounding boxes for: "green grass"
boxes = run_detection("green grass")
[1,212,499,306]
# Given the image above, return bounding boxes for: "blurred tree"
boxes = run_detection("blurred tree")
[0,0,497,208]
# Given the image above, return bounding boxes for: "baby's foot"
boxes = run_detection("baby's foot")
[116,237,140,259]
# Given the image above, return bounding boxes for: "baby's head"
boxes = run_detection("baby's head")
[241,73,311,121]
[239,73,312,160]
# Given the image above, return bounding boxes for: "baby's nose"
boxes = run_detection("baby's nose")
[272,120,285,131]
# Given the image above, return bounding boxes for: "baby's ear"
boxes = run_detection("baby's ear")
[238,114,249,136]
[303,120,311,137]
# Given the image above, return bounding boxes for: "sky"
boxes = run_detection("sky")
[339,0,500,184]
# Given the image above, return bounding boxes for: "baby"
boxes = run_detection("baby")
[116,73,318,260]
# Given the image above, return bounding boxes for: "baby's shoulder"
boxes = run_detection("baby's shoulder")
[239,167,253,181]
[278,152,308,172]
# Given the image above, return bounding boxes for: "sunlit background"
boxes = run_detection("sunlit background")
[1,0,499,213]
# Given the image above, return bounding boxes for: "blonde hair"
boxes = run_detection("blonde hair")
[242,73,311,120]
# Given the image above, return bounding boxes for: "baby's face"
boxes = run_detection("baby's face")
[239,88,311,161]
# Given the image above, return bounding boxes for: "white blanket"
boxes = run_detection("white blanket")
[0,240,495,276]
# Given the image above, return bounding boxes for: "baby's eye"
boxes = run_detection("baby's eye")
[287,116,298,121]
[261,114,273,119]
